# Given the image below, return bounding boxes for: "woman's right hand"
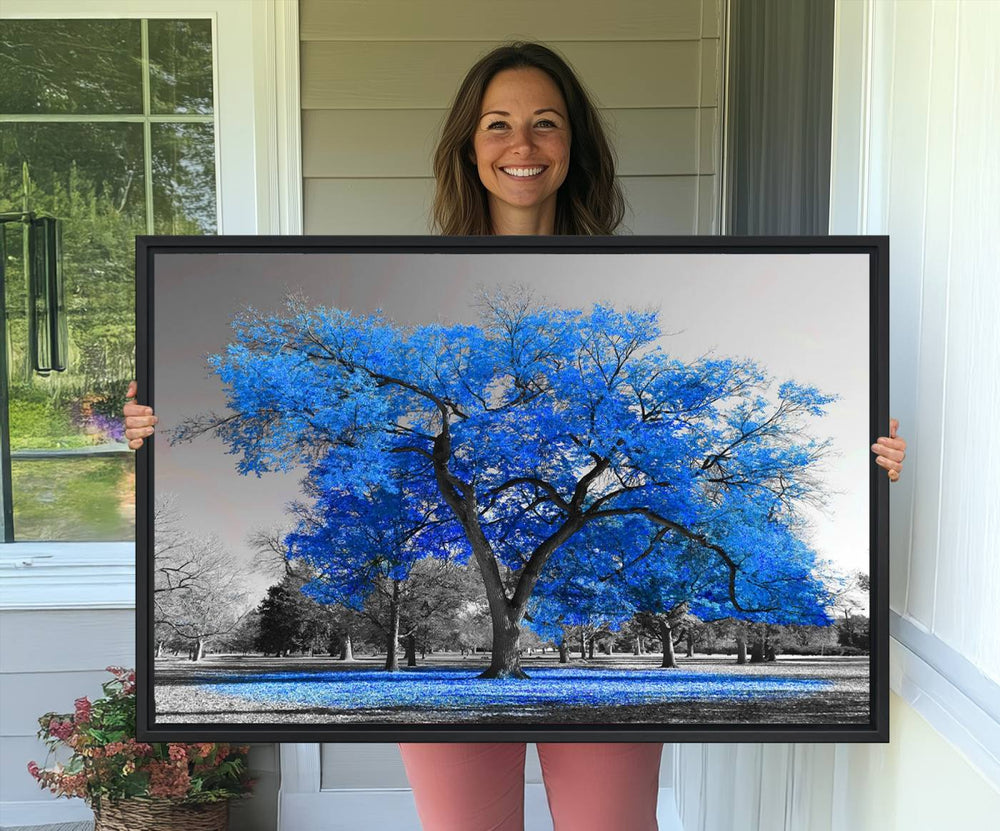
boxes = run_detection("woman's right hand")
[123,380,158,450]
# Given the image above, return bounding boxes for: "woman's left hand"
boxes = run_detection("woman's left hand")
[871,418,907,482]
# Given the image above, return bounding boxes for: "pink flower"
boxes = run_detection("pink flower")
[128,739,153,757]
[48,719,75,741]
[105,666,136,695]
[148,760,190,799]
[74,697,92,724]
[168,744,188,762]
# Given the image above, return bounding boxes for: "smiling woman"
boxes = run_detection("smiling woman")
[471,67,572,234]
[431,41,625,236]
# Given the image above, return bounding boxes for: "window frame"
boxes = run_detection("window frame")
[0,0,302,610]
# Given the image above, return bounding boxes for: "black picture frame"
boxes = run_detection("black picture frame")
[136,234,889,744]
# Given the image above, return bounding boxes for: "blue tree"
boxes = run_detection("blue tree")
[174,290,836,678]
[527,496,833,671]
[284,457,457,670]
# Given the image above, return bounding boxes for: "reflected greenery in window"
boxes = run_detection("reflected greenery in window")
[152,123,216,234]
[148,19,214,115]
[0,20,143,115]
[12,457,135,541]
[1,19,216,541]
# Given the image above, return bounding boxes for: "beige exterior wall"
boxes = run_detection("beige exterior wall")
[300,0,724,235]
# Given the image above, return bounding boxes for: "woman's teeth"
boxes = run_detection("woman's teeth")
[502,167,544,177]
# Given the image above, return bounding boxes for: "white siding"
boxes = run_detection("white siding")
[0,610,133,809]
[842,0,1000,681]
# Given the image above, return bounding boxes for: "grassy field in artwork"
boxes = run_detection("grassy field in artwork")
[154,654,869,726]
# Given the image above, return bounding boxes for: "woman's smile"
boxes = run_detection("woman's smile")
[500,165,548,179]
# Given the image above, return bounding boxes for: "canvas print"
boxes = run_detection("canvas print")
[138,237,887,742]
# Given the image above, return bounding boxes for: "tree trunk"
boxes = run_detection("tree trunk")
[608,640,615,655]
[749,634,765,664]
[736,632,747,664]
[686,628,695,658]
[659,618,678,668]
[192,637,205,662]
[155,640,163,658]
[588,637,595,660]
[405,632,417,667]
[341,629,354,661]
[479,609,527,678]
[579,631,587,661]
[559,641,569,663]
[385,584,401,671]
[633,636,641,655]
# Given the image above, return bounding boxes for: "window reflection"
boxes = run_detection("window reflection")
[148,19,214,115]
[0,20,143,115]
[0,19,217,541]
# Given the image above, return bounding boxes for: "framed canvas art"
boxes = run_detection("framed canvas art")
[135,235,889,743]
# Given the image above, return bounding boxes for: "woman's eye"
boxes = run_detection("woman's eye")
[536,119,557,128]
[487,121,508,129]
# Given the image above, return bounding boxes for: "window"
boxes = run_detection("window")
[1,18,217,541]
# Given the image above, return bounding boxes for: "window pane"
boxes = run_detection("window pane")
[0,20,143,115]
[1,17,217,543]
[2,122,144,541]
[152,123,217,234]
[11,456,134,541]
[148,19,215,115]
[2,123,145,388]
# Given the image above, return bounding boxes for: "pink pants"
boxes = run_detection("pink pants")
[398,742,663,831]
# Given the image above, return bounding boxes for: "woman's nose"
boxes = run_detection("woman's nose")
[508,124,536,154]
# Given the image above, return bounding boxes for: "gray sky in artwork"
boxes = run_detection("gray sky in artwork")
[153,251,871,601]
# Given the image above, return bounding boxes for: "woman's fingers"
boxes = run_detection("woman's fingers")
[123,380,156,450]
[873,454,903,473]
[870,440,905,462]
[872,418,906,482]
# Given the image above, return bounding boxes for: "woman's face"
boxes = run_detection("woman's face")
[471,67,571,227]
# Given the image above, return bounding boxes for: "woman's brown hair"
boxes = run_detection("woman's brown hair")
[432,42,626,236]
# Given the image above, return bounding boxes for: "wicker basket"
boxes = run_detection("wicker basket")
[93,798,229,831]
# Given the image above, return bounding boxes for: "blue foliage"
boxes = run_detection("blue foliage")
[195,293,841,631]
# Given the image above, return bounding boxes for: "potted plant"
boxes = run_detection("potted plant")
[28,666,254,830]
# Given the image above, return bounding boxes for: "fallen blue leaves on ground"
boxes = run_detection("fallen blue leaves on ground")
[195,667,833,712]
